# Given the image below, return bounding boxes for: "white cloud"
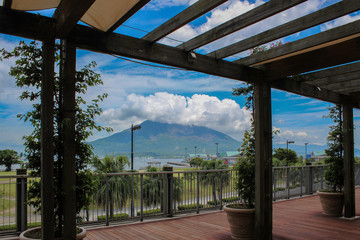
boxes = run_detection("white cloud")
[147,0,196,10]
[97,92,251,141]
[161,0,324,53]
[273,126,324,146]
[320,13,360,31]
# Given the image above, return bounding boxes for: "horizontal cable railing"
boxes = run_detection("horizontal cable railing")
[0,163,359,236]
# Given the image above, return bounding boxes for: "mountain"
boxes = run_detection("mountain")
[90,120,242,158]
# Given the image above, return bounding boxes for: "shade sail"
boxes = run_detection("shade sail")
[10,0,141,31]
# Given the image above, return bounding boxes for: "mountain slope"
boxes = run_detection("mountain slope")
[90,120,242,157]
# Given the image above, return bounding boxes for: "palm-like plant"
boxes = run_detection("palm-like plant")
[200,159,229,206]
[92,155,138,218]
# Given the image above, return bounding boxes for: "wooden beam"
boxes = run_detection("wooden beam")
[61,40,77,239]
[107,0,150,33]
[254,80,273,239]
[41,38,55,240]
[178,0,306,51]
[343,104,355,218]
[0,7,55,40]
[0,7,261,83]
[53,0,95,38]
[68,25,262,83]
[334,85,360,95]
[210,0,360,59]
[236,20,360,67]
[3,0,12,9]
[271,77,354,105]
[143,0,227,42]
[321,78,360,91]
[264,36,360,80]
[300,62,360,84]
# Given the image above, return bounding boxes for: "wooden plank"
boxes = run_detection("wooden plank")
[107,0,150,33]
[264,36,360,80]
[254,80,273,239]
[61,40,77,239]
[236,20,360,67]
[143,0,227,42]
[86,188,360,240]
[53,0,95,38]
[335,85,360,95]
[343,104,355,218]
[210,0,360,59]
[41,38,55,240]
[0,7,55,40]
[178,0,306,51]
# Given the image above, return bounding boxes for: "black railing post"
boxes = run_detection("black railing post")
[163,166,173,217]
[219,172,223,210]
[16,169,27,233]
[140,174,144,222]
[105,175,109,226]
[197,172,200,214]
[286,167,290,199]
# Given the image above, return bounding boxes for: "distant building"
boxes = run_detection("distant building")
[311,151,327,162]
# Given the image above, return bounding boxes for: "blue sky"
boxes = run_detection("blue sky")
[0,0,359,155]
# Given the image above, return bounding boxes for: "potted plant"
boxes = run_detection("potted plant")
[224,130,255,240]
[318,105,344,217]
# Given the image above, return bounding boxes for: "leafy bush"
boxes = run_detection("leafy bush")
[136,208,162,216]
[178,203,204,210]
[97,213,129,221]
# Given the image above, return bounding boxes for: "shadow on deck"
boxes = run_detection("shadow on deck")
[85,188,360,240]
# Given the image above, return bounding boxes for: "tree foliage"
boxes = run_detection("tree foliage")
[92,155,138,218]
[0,149,20,171]
[0,41,111,236]
[189,157,203,168]
[323,105,344,192]
[273,148,298,166]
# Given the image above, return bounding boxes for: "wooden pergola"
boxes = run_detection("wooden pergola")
[0,0,359,239]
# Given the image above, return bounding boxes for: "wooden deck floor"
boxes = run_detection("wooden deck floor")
[86,188,360,240]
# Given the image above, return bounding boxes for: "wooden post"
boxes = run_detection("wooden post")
[61,40,77,239]
[41,39,55,240]
[254,80,273,239]
[343,104,355,218]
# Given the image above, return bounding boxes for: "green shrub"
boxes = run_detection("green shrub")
[178,203,204,210]
[223,196,240,202]
[136,208,162,216]
[97,213,129,221]
[275,187,286,192]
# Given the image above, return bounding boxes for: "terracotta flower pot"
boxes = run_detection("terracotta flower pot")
[317,191,344,217]
[224,204,255,240]
[19,227,86,240]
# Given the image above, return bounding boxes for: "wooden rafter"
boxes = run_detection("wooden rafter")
[305,70,360,87]
[301,61,360,83]
[142,0,227,42]
[209,0,360,59]
[53,0,95,38]
[107,0,150,33]
[178,0,306,51]
[236,20,360,67]
[264,36,360,80]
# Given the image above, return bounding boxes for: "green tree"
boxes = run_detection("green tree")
[190,157,203,168]
[200,159,229,206]
[92,155,137,219]
[0,149,20,171]
[142,166,182,209]
[0,41,111,237]
[273,148,298,166]
[323,105,344,192]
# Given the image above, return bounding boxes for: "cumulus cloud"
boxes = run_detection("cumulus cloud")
[273,127,322,145]
[98,92,251,141]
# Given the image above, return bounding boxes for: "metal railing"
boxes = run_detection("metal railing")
[0,163,359,236]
